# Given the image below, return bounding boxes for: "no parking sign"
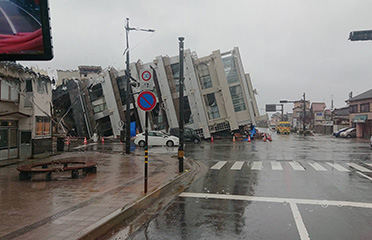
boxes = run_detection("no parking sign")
[137,91,157,111]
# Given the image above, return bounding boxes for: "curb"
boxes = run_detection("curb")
[78,157,200,240]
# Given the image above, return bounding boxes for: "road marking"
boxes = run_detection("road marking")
[289,162,305,171]
[356,171,372,181]
[346,163,372,173]
[179,192,372,209]
[231,161,244,170]
[210,161,227,170]
[308,162,327,171]
[271,161,283,170]
[251,161,263,170]
[326,162,350,172]
[365,163,372,168]
[290,202,310,240]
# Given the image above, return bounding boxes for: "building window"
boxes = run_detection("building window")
[37,79,45,94]
[1,80,19,102]
[35,116,50,136]
[198,63,212,89]
[171,63,185,93]
[89,83,103,102]
[316,112,323,116]
[349,104,358,113]
[184,96,193,124]
[222,56,239,84]
[204,93,220,120]
[360,103,370,113]
[229,85,246,112]
[93,103,107,114]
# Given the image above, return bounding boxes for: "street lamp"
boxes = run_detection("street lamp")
[124,18,154,154]
[178,37,185,173]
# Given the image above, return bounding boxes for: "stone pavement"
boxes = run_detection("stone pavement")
[0,149,195,240]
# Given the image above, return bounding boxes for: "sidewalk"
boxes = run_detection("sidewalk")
[0,150,197,240]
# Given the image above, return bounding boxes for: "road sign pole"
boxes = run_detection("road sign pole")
[178,37,185,173]
[144,111,148,194]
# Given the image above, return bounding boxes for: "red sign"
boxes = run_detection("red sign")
[137,91,157,111]
[141,71,152,81]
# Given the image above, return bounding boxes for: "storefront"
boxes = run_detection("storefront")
[0,120,18,160]
[353,115,372,139]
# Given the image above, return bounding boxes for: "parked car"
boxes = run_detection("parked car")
[332,127,352,137]
[169,127,201,144]
[370,135,372,147]
[340,128,356,138]
[134,131,179,147]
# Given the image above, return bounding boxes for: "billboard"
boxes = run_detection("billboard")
[265,104,277,112]
[0,0,53,60]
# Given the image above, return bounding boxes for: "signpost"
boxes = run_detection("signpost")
[140,69,154,91]
[137,90,157,193]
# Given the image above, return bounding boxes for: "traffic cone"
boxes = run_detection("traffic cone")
[101,137,105,143]
[248,136,251,142]
[263,133,267,142]
[211,136,214,143]
[267,134,272,142]
[84,137,87,144]
[233,135,236,142]
[66,137,70,145]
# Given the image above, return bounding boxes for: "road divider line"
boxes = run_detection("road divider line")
[308,162,327,171]
[290,202,310,240]
[251,161,263,170]
[326,162,350,172]
[271,161,283,170]
[356,171,372,181]
[365,163,372,168]
[179,192,372,209]
[346,163,372,173]
[231,161,244,170]
[210,161,227,170]
[289,162,305,171]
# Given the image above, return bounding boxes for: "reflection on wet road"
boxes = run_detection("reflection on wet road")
[113,133,372,240]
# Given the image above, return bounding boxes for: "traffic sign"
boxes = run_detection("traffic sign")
[137,91,157,111]
[140,69,153,90]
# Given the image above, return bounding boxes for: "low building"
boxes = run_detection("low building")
[346,89,372,139]
[0,62,53,160]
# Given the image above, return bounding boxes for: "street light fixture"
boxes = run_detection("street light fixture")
[124,18,154,154]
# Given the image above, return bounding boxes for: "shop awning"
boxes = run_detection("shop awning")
[353,115,367,123]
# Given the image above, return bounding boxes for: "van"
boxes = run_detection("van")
[169,127,201,144]
[276,121,291,134]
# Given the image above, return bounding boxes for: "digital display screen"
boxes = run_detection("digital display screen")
[0,0,53,60]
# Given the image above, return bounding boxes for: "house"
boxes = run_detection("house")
[0,62,53,160]
[346,89,372,139]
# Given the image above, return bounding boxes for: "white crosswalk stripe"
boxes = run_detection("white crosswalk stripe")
[210,161,227,170]
[289,161,305,171]
[251,161,263,170]
[271,161,283,170]
[326,162,350,172]
[210,161,372,175]
[366,163,372,168]
[308,162,327,171]
[230,161,244,170]
[346,163,372,173]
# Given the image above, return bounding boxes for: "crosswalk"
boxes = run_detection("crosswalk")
[210,161,372,173]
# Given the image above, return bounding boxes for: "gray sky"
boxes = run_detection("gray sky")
[20,0,372,114]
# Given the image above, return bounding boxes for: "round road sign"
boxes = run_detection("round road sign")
[141,71,152,82]
[137,91,157,111]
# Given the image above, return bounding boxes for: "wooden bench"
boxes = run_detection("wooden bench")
[17,160,97,181]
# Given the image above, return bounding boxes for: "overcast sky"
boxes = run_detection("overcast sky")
[20,0,372,115]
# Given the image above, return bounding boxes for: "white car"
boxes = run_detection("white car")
[134,131,179,147]
[339,128,356,138]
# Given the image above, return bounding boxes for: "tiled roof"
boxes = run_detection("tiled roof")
[348,89,372,102]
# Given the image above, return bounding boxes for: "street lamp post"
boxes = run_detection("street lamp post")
[124,18,154,154]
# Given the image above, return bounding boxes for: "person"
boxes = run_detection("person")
[249,124,256,138]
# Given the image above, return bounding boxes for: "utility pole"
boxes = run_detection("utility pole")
[178,37,185,173]
[124,18,154,154]
[303,92,306,132]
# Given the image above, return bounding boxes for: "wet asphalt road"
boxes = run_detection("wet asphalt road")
[109,131,372,240]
